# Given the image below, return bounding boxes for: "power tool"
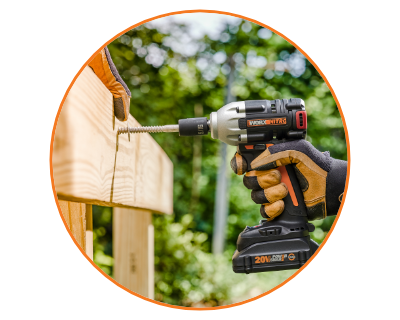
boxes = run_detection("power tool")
[118,98,319,274]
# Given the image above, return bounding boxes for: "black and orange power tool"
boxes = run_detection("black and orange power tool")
[119,98,318,273]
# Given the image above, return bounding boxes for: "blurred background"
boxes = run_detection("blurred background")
[92,13,347,307]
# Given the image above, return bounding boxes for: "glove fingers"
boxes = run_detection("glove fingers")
[89,47,131,121]
[251,183,288,204]
[103,47,131,121]
[243,169,281,190]
[113,97,127,121]
[260,200,285,221]
[230,152,247,175]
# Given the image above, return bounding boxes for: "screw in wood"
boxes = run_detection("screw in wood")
[118,125,179,135]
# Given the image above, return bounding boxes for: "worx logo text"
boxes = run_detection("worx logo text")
[247,118,287,126]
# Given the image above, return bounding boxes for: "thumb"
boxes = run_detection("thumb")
[251,140,328,171]
[230,152,247,175]
[251,148,293,171]
[250,140,310,170]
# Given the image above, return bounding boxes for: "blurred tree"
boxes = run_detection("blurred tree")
[92,17,347,306]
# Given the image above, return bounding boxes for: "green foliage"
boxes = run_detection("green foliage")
[153,213,295,307]
[92,206,113,275]
[92,17,347,306]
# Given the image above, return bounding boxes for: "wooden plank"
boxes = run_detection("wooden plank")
[52,66,173,214]
[59,200,86,250]
[113,208,154,299]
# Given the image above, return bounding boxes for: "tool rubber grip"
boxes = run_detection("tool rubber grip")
[277,166,298,206]
[278,164,307,218]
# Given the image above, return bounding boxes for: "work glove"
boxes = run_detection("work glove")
[231,140,347,221]
[89,47,131,121]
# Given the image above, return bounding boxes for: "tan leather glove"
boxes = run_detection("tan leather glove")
[242,169,288,221]
[230,152,289,220]
[231,140,347,221]
[89,47,131,121]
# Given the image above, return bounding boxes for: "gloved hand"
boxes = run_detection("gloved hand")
[89,46,131,121]
[231,140,347,221]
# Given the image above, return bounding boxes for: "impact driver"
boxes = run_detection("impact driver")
[118,98,319,274]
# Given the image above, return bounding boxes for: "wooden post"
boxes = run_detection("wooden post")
[85,204,93,260]
[113,208,154,299]
[59,200,86,251]
[58,201,94,259]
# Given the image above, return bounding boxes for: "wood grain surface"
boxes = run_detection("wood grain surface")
[52,66,173,214]
[59,200,86,250]
[113,207,154,299]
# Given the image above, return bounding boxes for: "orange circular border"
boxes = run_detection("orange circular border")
[49,9,350,310]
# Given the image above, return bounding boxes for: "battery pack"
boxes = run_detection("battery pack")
[232,236,319,274]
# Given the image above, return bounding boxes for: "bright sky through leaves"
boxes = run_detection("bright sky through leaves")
[148,13,241,40]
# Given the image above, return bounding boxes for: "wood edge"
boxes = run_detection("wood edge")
[57,194,173,215]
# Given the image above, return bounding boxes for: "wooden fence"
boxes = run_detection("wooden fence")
[52,66,173,299]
